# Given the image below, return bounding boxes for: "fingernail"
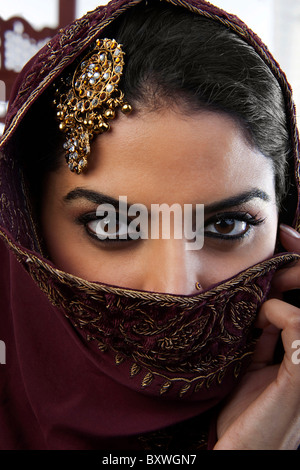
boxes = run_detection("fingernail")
[280,224,300,239]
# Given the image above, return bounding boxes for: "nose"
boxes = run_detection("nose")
[141,238,201,295]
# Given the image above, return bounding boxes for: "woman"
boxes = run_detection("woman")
[0,0,299,450]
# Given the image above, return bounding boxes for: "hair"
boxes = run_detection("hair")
[15,0,291,207]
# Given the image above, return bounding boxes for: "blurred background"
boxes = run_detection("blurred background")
[0,0,299,135]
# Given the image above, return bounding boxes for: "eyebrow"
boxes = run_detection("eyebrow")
[63,187,270,212]
[204,189,270,214]
[63,188,130,207]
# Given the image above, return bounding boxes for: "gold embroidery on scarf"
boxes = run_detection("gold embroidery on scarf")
[160,381,172,395]
[1,228,299,397]
[141,372,154,388]
[130,363,141,377]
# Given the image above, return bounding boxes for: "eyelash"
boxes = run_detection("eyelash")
[76,212,135,244]
[204,211,265,241]
[76,210,265,246]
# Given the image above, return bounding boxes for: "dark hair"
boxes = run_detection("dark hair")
[17,0,291,206]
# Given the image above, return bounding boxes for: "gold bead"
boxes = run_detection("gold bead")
[121,103,132,114]
[99,121,110,132]
[83,119,94,129]
[104,108,115,119]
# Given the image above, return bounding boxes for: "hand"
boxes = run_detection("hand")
[214,224,300,450]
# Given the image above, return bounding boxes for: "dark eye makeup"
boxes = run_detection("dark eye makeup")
[204,211,265,241]
[75,209,266,246]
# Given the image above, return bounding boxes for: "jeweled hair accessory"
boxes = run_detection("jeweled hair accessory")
[54,38,132,174]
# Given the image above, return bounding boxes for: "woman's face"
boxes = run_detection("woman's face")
[41,109,278,294]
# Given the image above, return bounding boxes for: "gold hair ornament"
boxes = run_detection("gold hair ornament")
[54,38,132,174]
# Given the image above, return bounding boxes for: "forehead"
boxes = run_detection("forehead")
[57,109,276,205]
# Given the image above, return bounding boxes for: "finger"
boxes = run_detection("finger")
[257,298,300,387]
[279,224,300,253]
[271,262,300,292]
[251,321,280,368]
[272,225,300,293]
[253,304,282,367]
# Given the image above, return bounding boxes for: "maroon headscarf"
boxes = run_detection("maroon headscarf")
[0,0,299,450]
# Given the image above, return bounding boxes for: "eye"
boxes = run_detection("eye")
[85,212,140,242]
[204,212,265,240]
[205,218,248,237]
